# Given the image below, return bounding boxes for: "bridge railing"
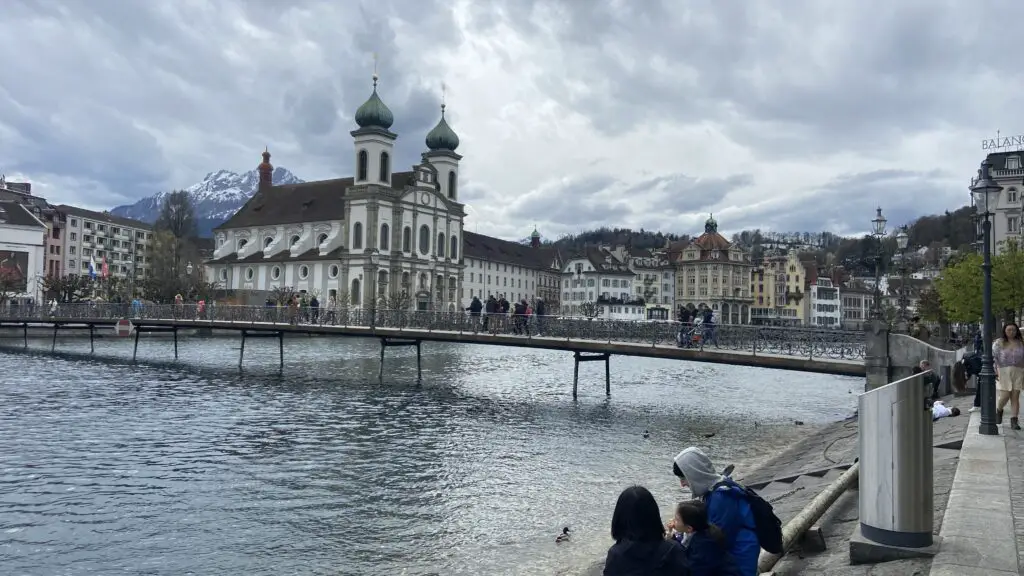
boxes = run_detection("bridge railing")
[1,303,865,360]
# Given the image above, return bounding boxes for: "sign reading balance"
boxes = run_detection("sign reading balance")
[982,132,1024,152]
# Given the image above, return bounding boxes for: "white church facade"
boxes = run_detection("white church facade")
[206,74,466,312]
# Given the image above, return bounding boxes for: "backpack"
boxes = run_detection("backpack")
[712,479,784,554]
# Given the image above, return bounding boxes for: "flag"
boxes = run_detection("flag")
[101,256,109,278]
[87,256,97,279]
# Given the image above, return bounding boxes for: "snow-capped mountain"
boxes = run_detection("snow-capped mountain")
[110,166,303,237]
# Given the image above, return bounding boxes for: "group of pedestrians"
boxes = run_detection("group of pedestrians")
[676,307,717,348]
[602,446,781,576]
[465,295,547,335]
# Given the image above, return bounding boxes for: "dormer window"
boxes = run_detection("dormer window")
[1008,156,1022,170]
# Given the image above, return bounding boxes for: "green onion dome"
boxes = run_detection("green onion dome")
[354,75,394,130]
[425,104,460,151]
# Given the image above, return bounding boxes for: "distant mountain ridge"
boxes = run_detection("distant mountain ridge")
[110,166,303,237]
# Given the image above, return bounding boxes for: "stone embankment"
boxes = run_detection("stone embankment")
[581,394,973,576]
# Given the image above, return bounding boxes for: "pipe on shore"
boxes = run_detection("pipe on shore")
[757,461,860,575]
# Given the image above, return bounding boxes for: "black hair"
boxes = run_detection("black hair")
[672,461,685,478]
[675,500,725,547]
[610,485,666,543]
[1000,322,1023,344]
[951,407,961,417]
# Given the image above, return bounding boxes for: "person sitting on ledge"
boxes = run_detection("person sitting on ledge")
[912,360,942,401]
[602,485,688,576]
[673,447,760,576]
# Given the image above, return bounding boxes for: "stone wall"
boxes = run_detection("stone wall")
[864,317,965,393]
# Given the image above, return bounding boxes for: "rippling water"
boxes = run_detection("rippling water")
[0,333,860,575]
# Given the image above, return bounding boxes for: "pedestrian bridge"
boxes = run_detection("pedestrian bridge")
[0,304,865,395]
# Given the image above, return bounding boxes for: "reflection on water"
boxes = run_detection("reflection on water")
[0,335,860,575]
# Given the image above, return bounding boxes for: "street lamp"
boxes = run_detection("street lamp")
[871,207,887,318]
[971,159,1003,436]
[895,226,910,321]
[368,249,380,330]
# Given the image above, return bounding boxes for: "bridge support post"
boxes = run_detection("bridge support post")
[239,330,247,368]
[573,351,613,399]
[51,323,58,352]
[89,324,95,354]
[379,338,423,383]
[23,322,28,348]
[279,331,284,370]
[133,326,140,361]
[173,327,179,360]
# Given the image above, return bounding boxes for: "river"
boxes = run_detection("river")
[0,334,860,575]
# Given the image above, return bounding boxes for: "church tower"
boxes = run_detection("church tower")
[257,147,273,192]
[422,102,462,201]
[350,73,396,186]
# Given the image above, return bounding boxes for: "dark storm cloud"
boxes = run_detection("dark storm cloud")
[720,169,958,235]
[472,0,1023,157]
[0,0,458,206]
[509,172,753,235]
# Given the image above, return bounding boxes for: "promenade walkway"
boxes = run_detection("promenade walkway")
[929,410,1022,575]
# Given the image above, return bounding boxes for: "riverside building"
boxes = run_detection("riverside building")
[207,74,467,312]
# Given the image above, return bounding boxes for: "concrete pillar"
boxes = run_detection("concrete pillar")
[864,317,891,391]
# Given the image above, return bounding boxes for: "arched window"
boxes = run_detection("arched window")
[419,225,430,254]
[402,227,411,252]
[350,278,361,305]
[357,150,368,181]
[380,223,390,251]
[379,152,390,183]
[450,235,458,260]
[317,233,328,246]
[437,233,446,257]
[264,236,274,248]
[352,222,363,250]
[448,171,457,199]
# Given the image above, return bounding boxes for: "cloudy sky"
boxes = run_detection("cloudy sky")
[2,0,1021,241]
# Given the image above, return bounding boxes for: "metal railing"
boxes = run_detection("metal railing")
[0,303,866,360]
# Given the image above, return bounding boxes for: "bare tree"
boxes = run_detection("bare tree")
[42,274,93,303]
[270,285,298,305]
[578,300,600,319]
[0,268,20,306]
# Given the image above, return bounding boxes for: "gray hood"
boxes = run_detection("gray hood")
[673,447,725,497]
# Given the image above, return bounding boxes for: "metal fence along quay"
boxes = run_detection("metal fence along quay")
[0,303,866,362]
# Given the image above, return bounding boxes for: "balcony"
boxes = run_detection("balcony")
[597,296,645,306]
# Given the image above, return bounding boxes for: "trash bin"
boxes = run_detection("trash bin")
[858,372,933,548]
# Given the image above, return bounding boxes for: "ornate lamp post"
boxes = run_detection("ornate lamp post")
[184,261,194,300]
[368,249,380,330]
[895,227,910,321]
[971,159,1003,436]
[871,207,887,318]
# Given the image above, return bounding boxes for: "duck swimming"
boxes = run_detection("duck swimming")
[642,430,650,439]
[555,527,571,543]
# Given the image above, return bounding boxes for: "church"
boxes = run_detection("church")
[206,73,466,312]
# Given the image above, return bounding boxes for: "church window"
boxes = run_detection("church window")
[448,171,457,199]
[380,224,390,251]
[357,150,368,181]
[419,225,430,254]
[264,236,274,248]
[352,222,363,250]
[317,233,328,246]
[350,278,361,305]
[450,235,458,260]
[402,226,411,252]
[290,235,300,247]
[437,233,446,257]
[379,152,390,183]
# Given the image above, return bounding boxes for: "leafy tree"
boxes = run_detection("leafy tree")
[935,253,983,323]
[936,247,1024,324]
[916,288,947,324]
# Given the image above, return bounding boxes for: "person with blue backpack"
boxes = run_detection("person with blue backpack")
[673,447,784,576]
